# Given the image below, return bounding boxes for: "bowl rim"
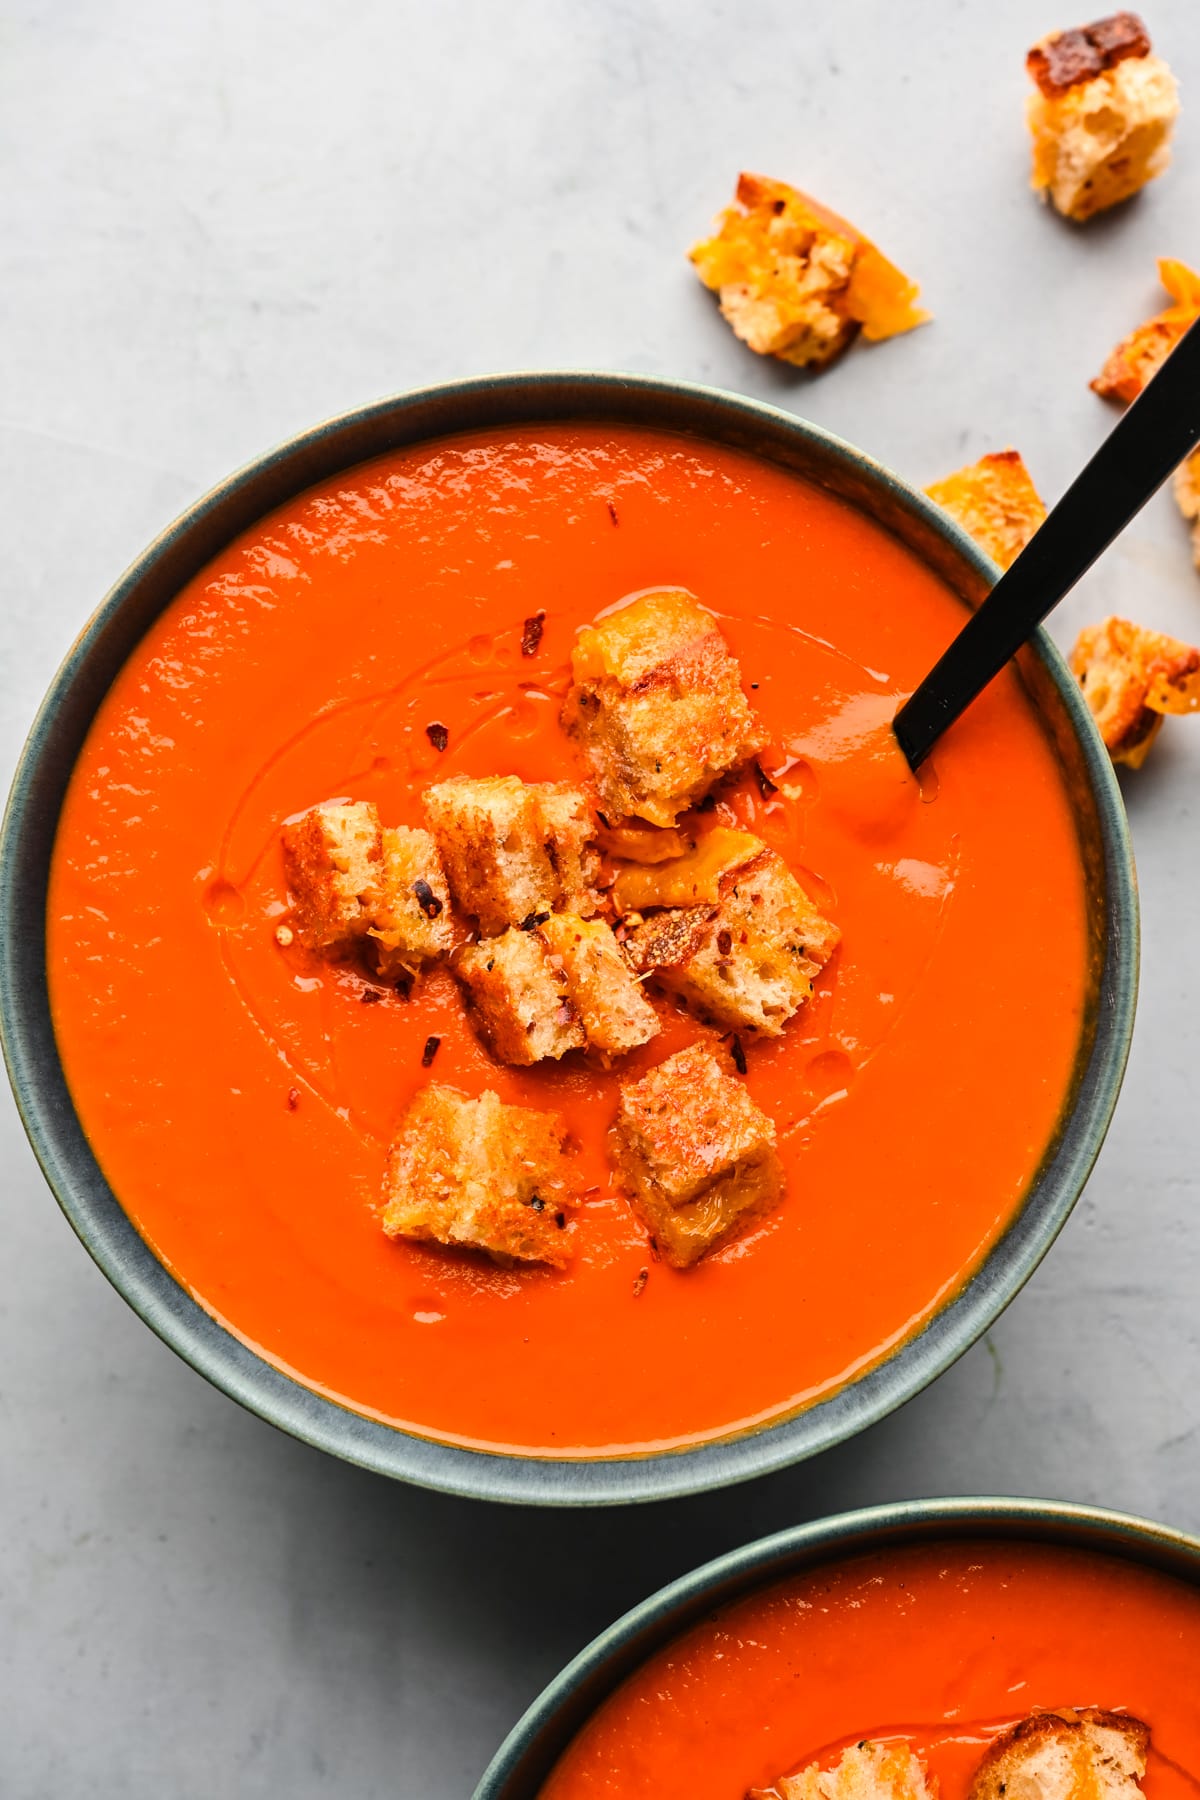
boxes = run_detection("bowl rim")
[0,369,1139,1506]
[473,1495,1200,1798]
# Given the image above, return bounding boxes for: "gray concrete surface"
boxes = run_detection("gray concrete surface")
[3,2,1200,1793]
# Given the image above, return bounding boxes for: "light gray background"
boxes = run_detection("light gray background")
[4,2,1200,1794]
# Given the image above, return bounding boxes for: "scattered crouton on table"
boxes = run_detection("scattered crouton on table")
[281,799,384,952]
[612,1043,784,1268]
[1092,259,1200,401]
[753,1740,935,1800]
[425,774,599,934]
[689,172,928,368]
[968,1709,1149,1800]
[623,840,839,1037]
[925,451,1047,571]
[381,1084,575,1267]
[1070,615,1200,767]
[1176,449,1200,569]
[561,588,766,826]
[1025,14,1179,222]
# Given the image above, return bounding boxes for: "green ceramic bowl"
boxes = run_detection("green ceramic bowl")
[475,1496,1200,1797]
[0,372,1138,1505]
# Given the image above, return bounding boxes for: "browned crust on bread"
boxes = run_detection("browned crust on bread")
[968,1709,1149,1800]
[1027,13,1150,98]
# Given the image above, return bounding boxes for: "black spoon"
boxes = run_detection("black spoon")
[893,314,1200,771]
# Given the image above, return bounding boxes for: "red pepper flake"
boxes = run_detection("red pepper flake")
[606,500,619,526]
[521,611,546,656]
[413,878,443,919]
[731,1035,747,1076]
[697,793,717,813]
[555,1210,567,1229]
[528,1195,545,1212]
[632,1266,649,1298]
[425,720,449,752]
[717,928,733,958]
[754,761,778,799]
[648,1234,661,1262]
[360,986,383,1005]
[286,1087,301,1110]
[421,1035,441,1067]
[518,910,551,931]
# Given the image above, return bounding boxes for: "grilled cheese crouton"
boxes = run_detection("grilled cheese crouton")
[1026,17,1178,221]
[562,589,766,826]
[367,825,454,979]
[1071,614,1200,766]
[538,912,660,1056]
[690,173,928,368]
[613,1044,783,1268]
[457,928,586,1064]
[1093,260,1200,401]
[425,775,599,934]
[925,451,1047,571]
[1176,449,1200,568]
[624,843,839,1037]
[381,1085,574,1267]
[968,1710,1149,1800]
[757,1740,935,1800]
[282,800,383,951]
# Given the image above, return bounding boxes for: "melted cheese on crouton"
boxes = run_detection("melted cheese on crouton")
[759,1740,935,1800]
[613,1043,784,1267]
[968,1709,1149,1800]
[457,928,586,1064]
[1092,260,1200,402]
[1026,22,1178,222]
[690,173,928,368]
[425,774,599,933]
[925,451,1047,572]
[381,1085,575,1267]
[1070,615,1200,767]
[562,589,766,826]
[624,843,839,1037]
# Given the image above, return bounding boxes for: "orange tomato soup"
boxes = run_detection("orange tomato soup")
[47,425,1090,1454]
[539,1539,1200,1800]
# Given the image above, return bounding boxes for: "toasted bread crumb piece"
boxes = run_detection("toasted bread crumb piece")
[425,775,599,933]
[562,589,766,826]
[613,1043,783,1268]
[281,800,383,951]
[968,1709,1149,1800]
[925,451,1047,571]
[1070,615,1200,767]
[690,172,928,368]
[1026,25,1178,222]
[456,928,585,1064]
[1176,449,1200,569]
[1093,260,1200,401]
[757,1739,935,1800]
[538,913,660,1055]
[624,844,839,1036]
[367,825,454,981]
[381,1085,574,1267]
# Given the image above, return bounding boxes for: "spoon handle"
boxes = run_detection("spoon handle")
[894,315,1200,770]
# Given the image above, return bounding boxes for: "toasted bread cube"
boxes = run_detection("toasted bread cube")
[690,173,928,368]
[1176,449,1200,569]
[926,451,1047,571]
[624,845,839,1036]
[1093,260,1200,401]
[381,1085,574,1268]
[562,590,766,826]
[538,913,660,1056]
[425,775,598,934]
[281,800,383,951]
[1026,18,1178,222]
[968,1710,1149,1800]
[613,1044,783,1268]
[761,1741,935,1800]
[366,825,454,980]
[1071,615,1200,767]
[456,928,585,1064]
